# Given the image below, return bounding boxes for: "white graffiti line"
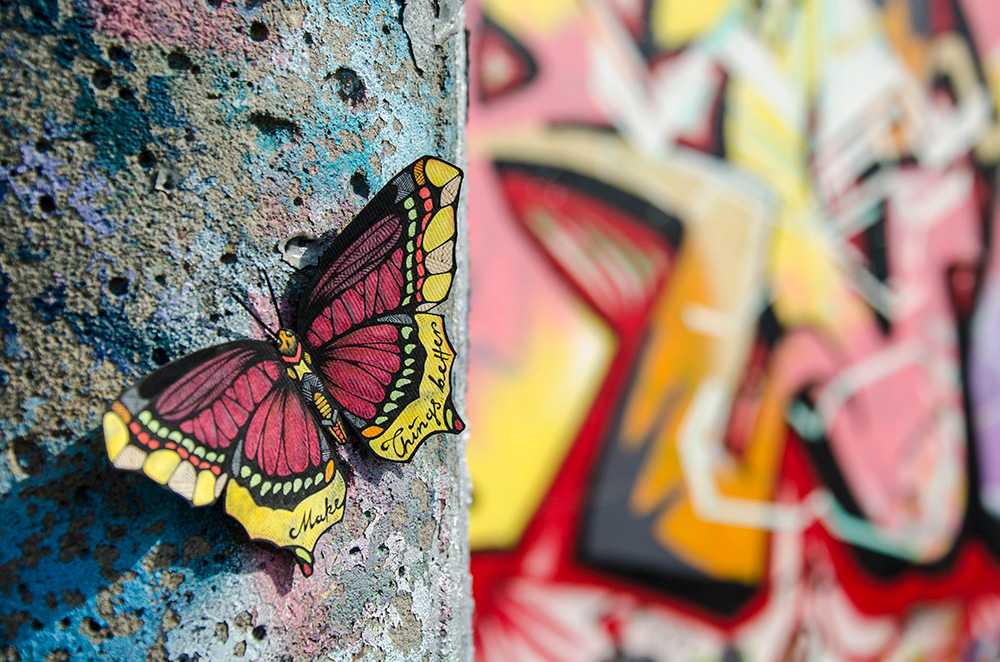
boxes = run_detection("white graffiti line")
[676,379,954,562]
[812,340,923,425]
[582,0,722,160]
[681,280,773,339]
[678,379,824,531]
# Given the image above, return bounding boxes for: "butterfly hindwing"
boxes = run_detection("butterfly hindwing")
[224,379,346,569]
[308,312,462,461]
[299,156,465,461]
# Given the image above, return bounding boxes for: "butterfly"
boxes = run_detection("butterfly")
[102,156,465,577]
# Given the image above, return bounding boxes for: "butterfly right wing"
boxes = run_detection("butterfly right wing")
[296,156,465,462]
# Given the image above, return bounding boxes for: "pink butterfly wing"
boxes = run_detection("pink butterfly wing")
[300,216,406,347]
[297,157,465,460]
[105,340,335,509]
[310,323,402,422]
[243,386,324,478]
[152,345,282,451]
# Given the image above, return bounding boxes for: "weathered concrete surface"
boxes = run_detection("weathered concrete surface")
[0,0,470,659]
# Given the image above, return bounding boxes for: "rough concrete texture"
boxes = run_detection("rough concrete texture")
[0,0,470,659]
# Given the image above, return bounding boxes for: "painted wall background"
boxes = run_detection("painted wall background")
[0,0,470,660]
[465,0,1000,660]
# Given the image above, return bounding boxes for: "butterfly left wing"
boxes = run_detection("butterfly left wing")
[297,156,465,461]
[103,340,345,575]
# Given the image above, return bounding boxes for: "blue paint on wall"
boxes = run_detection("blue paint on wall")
[73,82,154,174]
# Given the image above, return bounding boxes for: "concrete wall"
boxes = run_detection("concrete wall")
[0,0,470,660]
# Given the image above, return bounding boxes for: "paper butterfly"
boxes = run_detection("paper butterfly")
[102,156,465,576]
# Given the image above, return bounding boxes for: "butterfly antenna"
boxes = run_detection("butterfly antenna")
[230,293,279,341]
[261,269,284,329]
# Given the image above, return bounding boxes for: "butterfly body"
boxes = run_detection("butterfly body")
[276,329,350,444]
[102,156,465,576]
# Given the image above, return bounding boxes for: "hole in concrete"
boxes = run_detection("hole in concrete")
[350,171,370,198]
[303,31,313,45]
[108,45,127,61]
[39,195,56,213]
[31,619,43,631]
[36,139,52,153]
[167,49,192,71]
[382,24,391,35]
[349,546,361,556]
[190,64,202,75]
[108,276,128,296]
[138,149,157,168]
[118,87,133,100]
[330,66,365,105]
[207,0,223,7]
[249,21,269,42]
[220,251,237,264]
[73,485,90,506]
[152,348,170,366]
[248,112,300,136]
[155,274,167,286]
[59,618,71,629]
[252,625,266,640]
[155,167,179,192]
[91,68,112,90]
[11,436,46,476]
[292,196,302,206]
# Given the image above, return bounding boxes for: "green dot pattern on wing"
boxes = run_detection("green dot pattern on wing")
[137,411,202,458]
[244,469,315,496]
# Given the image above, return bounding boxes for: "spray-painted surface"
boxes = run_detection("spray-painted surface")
[466,0,1000,660]
[0,0,469,660]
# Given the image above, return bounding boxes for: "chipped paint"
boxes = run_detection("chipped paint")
[0,0,470,659]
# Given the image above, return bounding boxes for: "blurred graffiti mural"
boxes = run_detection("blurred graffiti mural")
[466,0,1000,659]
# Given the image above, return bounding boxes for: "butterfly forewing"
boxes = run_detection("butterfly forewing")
[104,341,278,506]
[298,156,465,461]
